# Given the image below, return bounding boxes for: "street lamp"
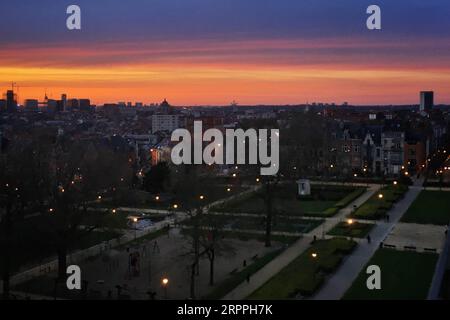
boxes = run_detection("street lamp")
[393,181,398,186]
[199,195,204,200]
[311,253,318,258]
[133,217,138,240]
[378,193,384,200]
[347,219,354,225]
[162,278,169,299]
[112,209,116,214]
[226,188,231,192]
[155,195,160,201]
[173,204,178,210]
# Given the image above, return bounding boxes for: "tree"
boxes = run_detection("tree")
[0,134,52,299]
[142,162,170,194]
[40,139,132,280]
[198,214,230,286]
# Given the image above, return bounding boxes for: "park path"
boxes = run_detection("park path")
[222,184,381,300]
[311,177,425,300]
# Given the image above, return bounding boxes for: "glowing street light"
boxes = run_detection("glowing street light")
[98,195,102,200]
[393,181,398,186]
[347,219,354,225]
[112,209,116,214]
[378,193,384,199]
[226,188,231,192]
[311,253,318,258]
[133,217,138,239]
[199,195,204,200]
[256,178,260,182]
[155,196,160,201]
[162,278,169,299]
[232,173,237,178]
[173,204,178,209]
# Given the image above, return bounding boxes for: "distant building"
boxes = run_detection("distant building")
[47,99,58,112]
[61,94,67,111]
[152,99,180,133]
[420,91,434,112]
[381,131,405,175]
[24,99,39,112]
[79,99,91,111]
[159,99,172,114]
[152,114,180,134]
[404,136,428,173]
[67,99,79,110]
[6,90,17,113]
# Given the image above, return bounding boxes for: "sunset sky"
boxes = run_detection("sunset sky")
[1,0,450,105]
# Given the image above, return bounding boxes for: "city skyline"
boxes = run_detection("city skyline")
[1,0,450,105]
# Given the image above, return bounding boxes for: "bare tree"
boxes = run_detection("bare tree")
[0,133,53,299]
[40,138,132,280]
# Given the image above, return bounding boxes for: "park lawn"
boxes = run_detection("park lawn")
[401,190,450,225]
[248,238,357,299]
[96,183,247,211]
[214,184,361,217]
[352,184,408,220]
[327,221,374,238]
[218,231,299,245]
[204,248,284,299]
[183,214,323,234]
[3,215,122,274]
[343,249,438,300]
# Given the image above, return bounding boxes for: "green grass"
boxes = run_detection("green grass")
[218,231,300,245]
[183,214,323,234]
[401,190,450,225]
[327,221,374,238]
[97,184,248,210]
[248,238,357,299]
[352,184,408,220]
[204,249,284,299]
[343,249,438,300]
[214,184,361,217]
[334,188,366,208]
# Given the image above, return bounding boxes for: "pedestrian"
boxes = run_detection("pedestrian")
[243,260,247,267]
[386,214,390,222]
[246,274,250,283]
[153,240,160,254]
[367,234,371,244]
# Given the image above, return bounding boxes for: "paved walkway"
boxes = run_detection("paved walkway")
[311,178,424,300]
[222,184,381,300]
